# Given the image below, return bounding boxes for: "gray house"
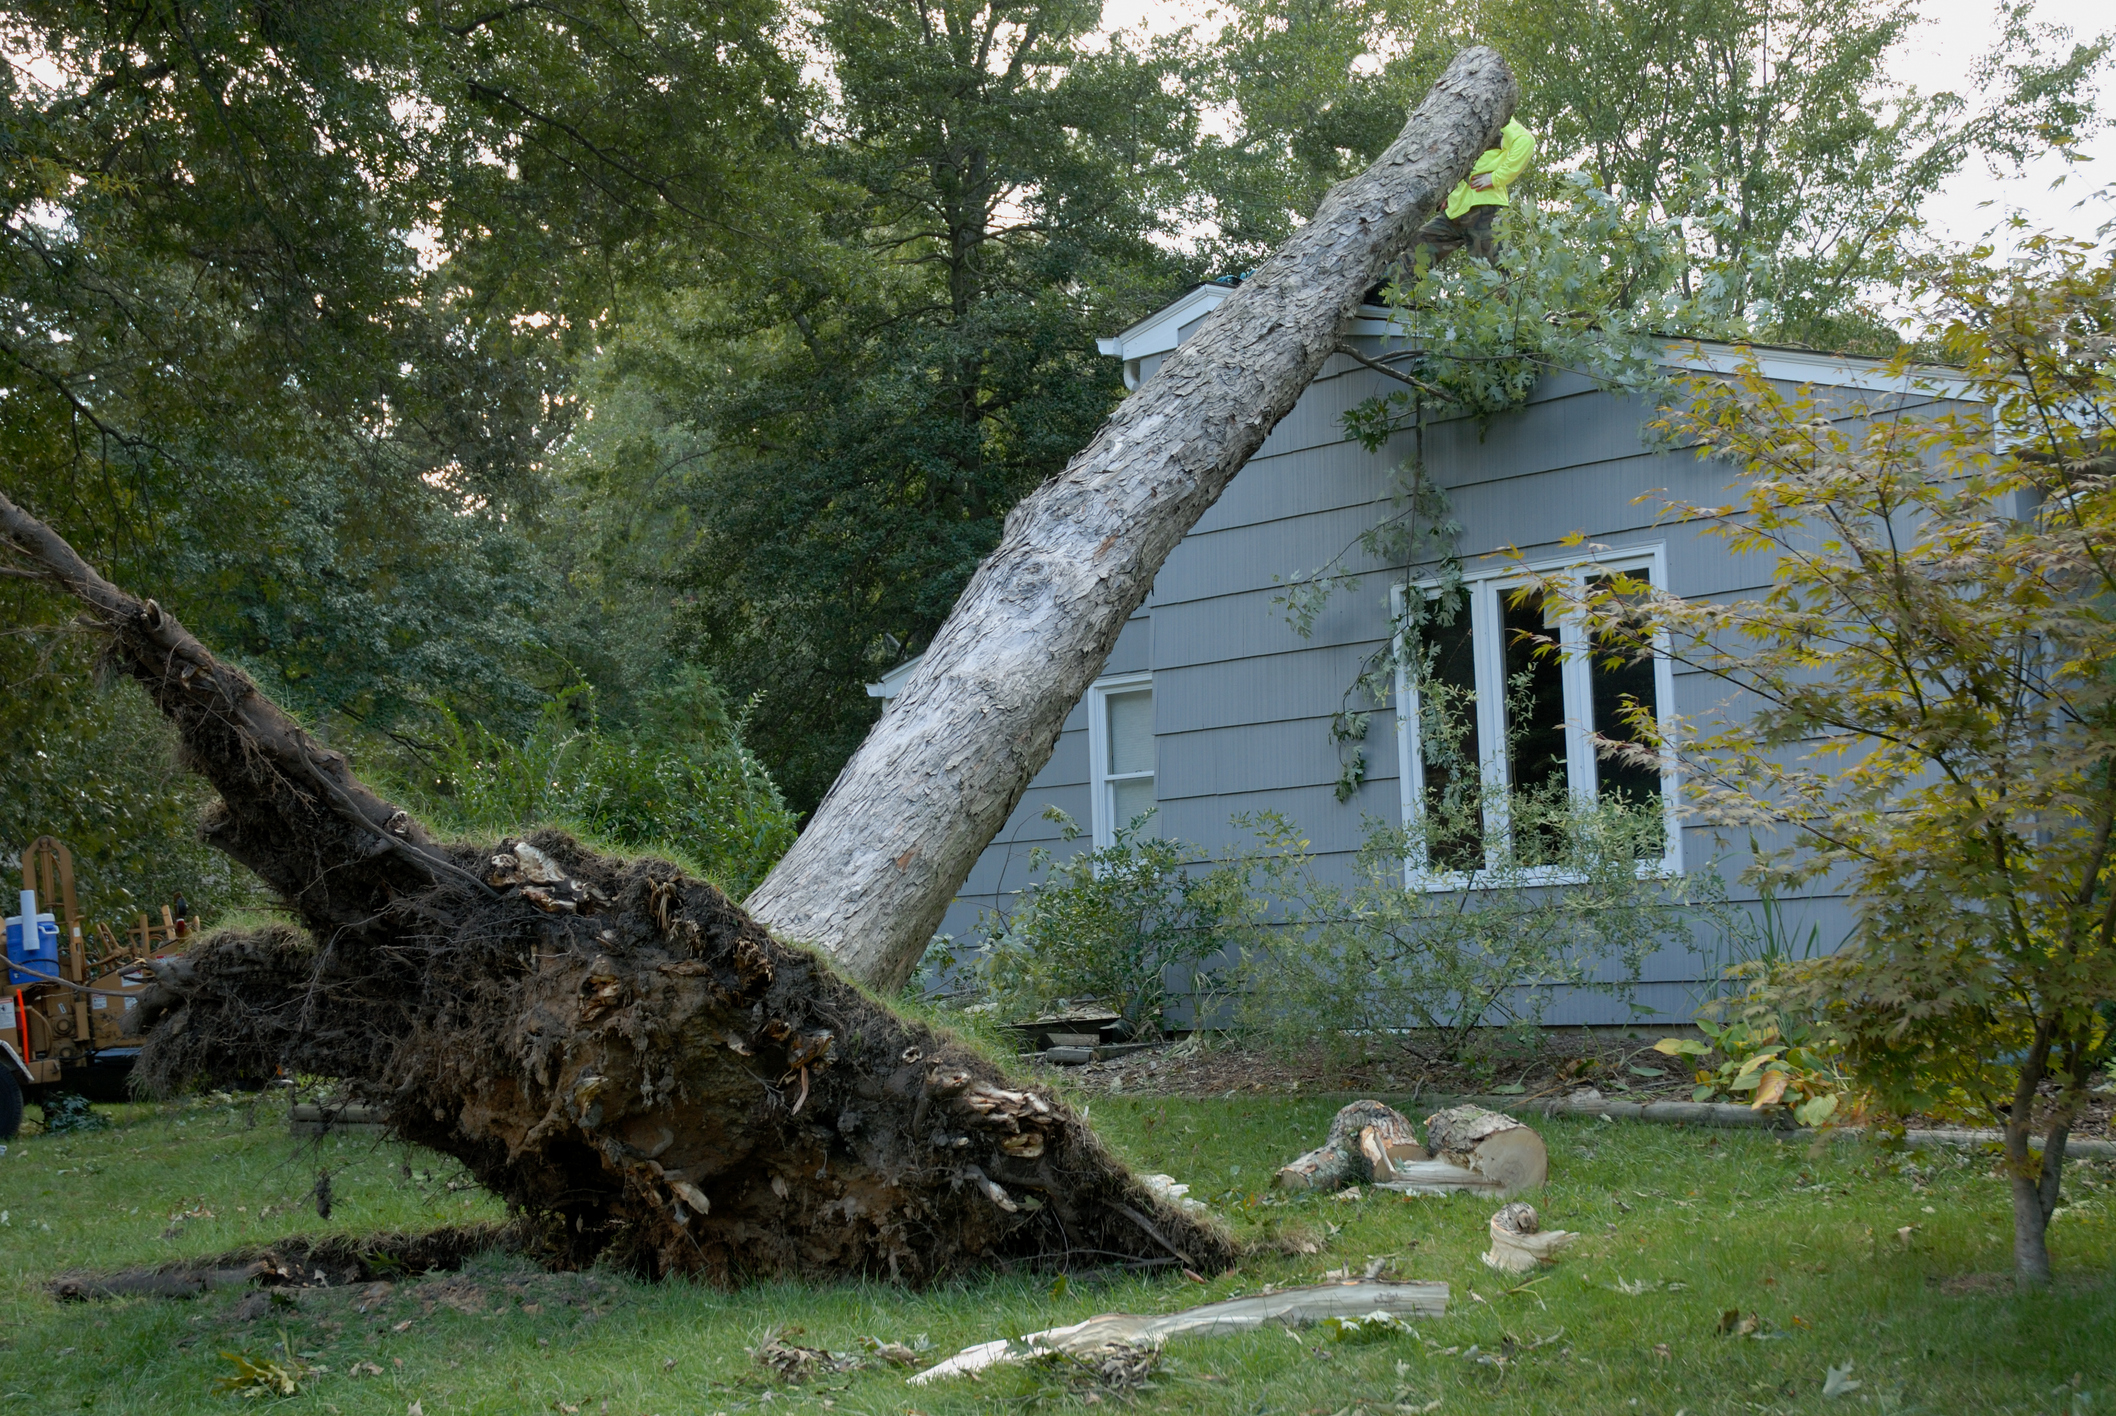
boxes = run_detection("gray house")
[875,281,1950,1024]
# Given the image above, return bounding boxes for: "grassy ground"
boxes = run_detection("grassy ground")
[0,1089,2109,1414]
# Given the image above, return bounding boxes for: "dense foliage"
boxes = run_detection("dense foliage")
[383,674,797,898]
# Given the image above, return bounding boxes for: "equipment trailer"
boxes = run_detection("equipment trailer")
[2,837,160,1137]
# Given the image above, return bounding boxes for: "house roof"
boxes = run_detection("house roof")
[1099,282,1975,401]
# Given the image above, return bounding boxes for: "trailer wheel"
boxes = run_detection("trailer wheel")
[0,1067,21,1142]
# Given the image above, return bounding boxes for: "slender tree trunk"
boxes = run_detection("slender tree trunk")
[2001,1031,2087,1290]
[748,47,1519,990]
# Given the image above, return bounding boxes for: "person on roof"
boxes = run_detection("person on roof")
[1411,117,1536,269]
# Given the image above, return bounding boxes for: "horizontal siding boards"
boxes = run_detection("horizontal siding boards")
[1151,586,1385,670]
[1155,647,1395,734]
[1104,613,1154,677]
[1188,437,1401,539]
[1157,502,1405,608]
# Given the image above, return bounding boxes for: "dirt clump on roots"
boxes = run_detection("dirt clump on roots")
[0,489,1235,1287]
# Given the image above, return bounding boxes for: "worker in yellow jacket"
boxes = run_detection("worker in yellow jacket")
[1412,118,1536,269]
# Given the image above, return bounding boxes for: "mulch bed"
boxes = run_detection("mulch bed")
[1033,1034,2116,1142]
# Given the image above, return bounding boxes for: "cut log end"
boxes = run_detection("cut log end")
[1424,1105,1549,1198]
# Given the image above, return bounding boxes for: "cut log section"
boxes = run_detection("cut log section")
[909,1278,1451,1383]
[0,490,1237,1287]
[1410,1105,1550,1198]
[1480,1202,1577,1273]
[1276,1100,1424,1192]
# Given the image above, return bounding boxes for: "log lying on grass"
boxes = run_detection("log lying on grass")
[909,1278,1451,1383]
[1275,1100,1425,1192]
[1277,1102,1550,1198]
[0,491,1235,1286]
[1396,1105,1550,1198]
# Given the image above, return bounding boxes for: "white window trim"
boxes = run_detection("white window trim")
[1391,546,1682,890]
[1086,672,1155,851]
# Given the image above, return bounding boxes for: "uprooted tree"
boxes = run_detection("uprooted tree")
[0,47,1515,1285]
[0,491,1232,1284]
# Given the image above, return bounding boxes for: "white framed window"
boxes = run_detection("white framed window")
[1087,673,1156,849]
[1392,548,1681,885]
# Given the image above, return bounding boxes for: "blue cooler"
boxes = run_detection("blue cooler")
[6,890,59,986]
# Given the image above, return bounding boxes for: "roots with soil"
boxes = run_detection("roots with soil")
[0,487,1234,1286]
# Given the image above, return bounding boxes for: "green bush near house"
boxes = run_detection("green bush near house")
[976,809,1255,1040]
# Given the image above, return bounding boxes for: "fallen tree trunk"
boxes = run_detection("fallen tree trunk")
[747,47,1520,991]
[0,491,1235,1286]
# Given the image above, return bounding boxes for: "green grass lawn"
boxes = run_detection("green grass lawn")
[0,1090,2109,1414]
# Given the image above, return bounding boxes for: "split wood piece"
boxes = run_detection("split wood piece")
[1419,1105,1549,1198]
[908,1278,1451,1384]
[1276,1100,1424,1192]
[745,47,1521,991]
[1480,1202,1578,1274]
[0,492,1237,1287]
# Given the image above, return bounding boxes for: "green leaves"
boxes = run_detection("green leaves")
[976,814,1255,1038]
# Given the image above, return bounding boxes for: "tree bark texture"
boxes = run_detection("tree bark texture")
[0,490,1236,1286]
[746,48,1520,990]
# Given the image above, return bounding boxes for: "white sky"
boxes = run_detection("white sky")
[1100,0,2114,251]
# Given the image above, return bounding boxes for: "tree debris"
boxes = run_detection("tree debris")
[1275,1101,1549,1198]
[1276,1101,1425,1192]
[909,1279,1449,1383]
[1380,1106,1548,1198]
[1480,1202,1577,1273]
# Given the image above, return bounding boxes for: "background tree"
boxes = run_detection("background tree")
[0,0,806,904]
[578,0,1203,810]
[1555,236,2116,1287]
[1197,0,2108,346]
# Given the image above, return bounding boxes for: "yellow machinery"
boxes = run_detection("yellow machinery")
[1,837,162,1136]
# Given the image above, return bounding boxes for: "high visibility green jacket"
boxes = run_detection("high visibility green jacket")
[1444,119,1536,221]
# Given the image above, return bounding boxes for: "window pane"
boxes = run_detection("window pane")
[1107,690,1154,775]
[1112,775,1157,837]
[1411,594,1482,871]
[1501,586,1569,864]
[1587,572,1663,811]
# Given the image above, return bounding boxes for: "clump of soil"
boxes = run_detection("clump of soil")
[2,492,1234,1287]
[51,1224,506,1301]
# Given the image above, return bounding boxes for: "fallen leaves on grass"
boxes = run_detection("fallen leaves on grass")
[1610,1278,1688,1295]
[1317,1311,1419,1343]
[1026,1340,1162,1404]
[213,1350,301,1398]
[1824,1362,1862,1397]
[751,1326,850,1383]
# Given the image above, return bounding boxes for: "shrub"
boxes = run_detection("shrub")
[1556,237,2116,1285]
[1232,800,1715,1066]
[975,811,1253,1041]
[389,668,797,897]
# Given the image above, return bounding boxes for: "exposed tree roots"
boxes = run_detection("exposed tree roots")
[0,489,1236,1285]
